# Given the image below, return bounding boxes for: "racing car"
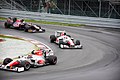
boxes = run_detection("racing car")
[4,17,45,33]
[50,31,83,49]
[12,18,26,29]
[24,23,45,33]
[4,17,26,29]
[0,49,57,73]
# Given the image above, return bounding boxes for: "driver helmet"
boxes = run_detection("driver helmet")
[34,49,43,56]
[61,32,65,36]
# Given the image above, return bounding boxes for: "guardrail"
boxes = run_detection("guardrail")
[0,9,120,28]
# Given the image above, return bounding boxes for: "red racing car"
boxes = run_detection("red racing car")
[4,17,26,29]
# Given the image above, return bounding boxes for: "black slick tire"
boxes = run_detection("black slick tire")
[3,58,13,65]
[50,35,56,43]
[47,56,57,65]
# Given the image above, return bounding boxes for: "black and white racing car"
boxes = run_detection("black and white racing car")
[50,31,83,49]
[0,49,57,73]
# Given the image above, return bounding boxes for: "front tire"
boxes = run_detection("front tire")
[75,40,80,45]
[20,61,31,71]
[24,28,28,32]
[59,43,64,49]
[3,58,13,65]
[59,39,64,49]
[42,29,45,32]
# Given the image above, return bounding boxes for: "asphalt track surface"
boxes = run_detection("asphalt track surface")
[0,21,120,80]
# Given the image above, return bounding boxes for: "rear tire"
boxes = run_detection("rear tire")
[50,35,56,43]
[3,58,13,65]
[4,22,8,28]
[47,56,57,65]
[4,22,11,28]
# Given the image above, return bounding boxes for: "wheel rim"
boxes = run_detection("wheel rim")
[25,63,30,69]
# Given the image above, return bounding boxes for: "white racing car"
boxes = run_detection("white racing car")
[0,49,57,73]
[50,31,83,49]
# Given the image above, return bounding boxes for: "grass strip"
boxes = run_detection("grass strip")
[0,34,24,40]
[25,19,85,27]
[0,17,85,27]
[0,17,6,20]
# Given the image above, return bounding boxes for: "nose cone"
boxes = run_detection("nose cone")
[68,40,74,46]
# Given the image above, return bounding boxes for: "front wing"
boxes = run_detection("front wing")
[27,29,45,33]
[60,44,83,49]
[0,64,24,73]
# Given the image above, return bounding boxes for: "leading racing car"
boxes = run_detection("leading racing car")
[4,17,45,33]
[4,17,26,29]
[50,31,83,49]
[0,49,57,73]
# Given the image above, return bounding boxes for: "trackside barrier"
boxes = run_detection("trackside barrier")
[0,9,120,28]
